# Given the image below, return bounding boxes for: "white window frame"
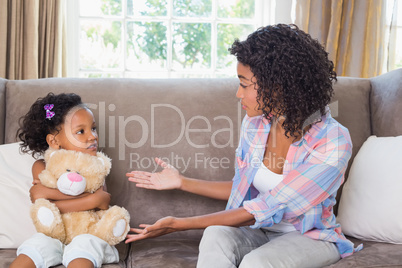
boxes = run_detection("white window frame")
[66,0,285,78]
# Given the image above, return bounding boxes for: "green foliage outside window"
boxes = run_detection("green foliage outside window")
[80,0,255,75]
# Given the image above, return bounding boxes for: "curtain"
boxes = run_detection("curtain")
[0,0,66,80]
[294,0,390,78]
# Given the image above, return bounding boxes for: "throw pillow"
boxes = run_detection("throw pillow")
[0,142,37,248]
[337,135,402,244]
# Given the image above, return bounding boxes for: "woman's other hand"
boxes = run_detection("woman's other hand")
[126,157,182,190]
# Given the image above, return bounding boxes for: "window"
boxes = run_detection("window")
[387,0,402,71]
[67,0,274,78]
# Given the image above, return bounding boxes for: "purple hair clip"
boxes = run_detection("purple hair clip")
[44,104,55,120]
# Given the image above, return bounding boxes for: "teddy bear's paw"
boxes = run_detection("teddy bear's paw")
[57,172,87,196]
[30,199,66,243]
[113,219,127,237]
[93,206,130,245]
[37,207,55,227]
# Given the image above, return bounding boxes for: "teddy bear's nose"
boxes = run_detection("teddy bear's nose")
[67,172,83,183]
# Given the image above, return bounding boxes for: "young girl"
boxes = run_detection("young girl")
[10,93,119,268]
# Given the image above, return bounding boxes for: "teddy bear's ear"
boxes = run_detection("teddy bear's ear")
[97,157,105,166]
[96,152,111,175]
[44,148,58,163]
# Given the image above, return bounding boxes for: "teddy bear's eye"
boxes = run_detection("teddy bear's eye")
[66,169,71,172]
[76,171,80,175]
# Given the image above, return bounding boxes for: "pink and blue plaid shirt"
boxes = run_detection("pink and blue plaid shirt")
[226,110,362,258]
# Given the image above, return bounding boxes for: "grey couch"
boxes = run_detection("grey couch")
[0,68,401,267]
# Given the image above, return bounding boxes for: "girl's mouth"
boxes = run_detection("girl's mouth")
[87,143,97,150]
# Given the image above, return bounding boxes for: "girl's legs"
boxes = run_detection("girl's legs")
[63,234,119,268]
[9,254,35,268]
[68,258,94,268]
[197,226,270,268]
[11,233,64,268]
[239,231,340,268]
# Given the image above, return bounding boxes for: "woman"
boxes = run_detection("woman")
[126,24,361,268]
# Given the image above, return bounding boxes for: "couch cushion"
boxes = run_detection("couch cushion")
[0,78,6,144]
[0,142,37,248]
[4,78,240,236]
[337,135,402,244]
[330,77,371,214]
[370,68,402,137]
[126,237,199,267]
[331,77,371,170]
[325,237,402,268]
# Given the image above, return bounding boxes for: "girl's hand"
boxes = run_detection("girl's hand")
[125,216,178,243]
[126,157,182,190]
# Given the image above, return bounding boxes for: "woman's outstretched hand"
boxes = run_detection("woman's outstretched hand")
[126,157,182,190]
[125,216,179,243]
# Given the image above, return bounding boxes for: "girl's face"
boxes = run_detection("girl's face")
[49,107,98,156]
[236,62,263,117]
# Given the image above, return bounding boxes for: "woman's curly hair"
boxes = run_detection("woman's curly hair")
[17,92,83,158]
[230,24,337,138]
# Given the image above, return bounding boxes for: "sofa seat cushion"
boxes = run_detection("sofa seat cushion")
[127,237,200,267]
[325,236,402,267]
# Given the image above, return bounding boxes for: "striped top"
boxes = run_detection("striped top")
[226,110,362,258]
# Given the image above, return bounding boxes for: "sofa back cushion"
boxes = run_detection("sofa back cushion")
[4,75,373,227]
[370,68,402,137]
[4,78,242,237]
[0,78,6,144]
[330,77,372,214]
[331,77,372,171]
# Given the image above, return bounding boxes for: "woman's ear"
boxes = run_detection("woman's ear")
[46,133,60,149]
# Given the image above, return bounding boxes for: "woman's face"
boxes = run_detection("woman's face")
[236,62,263,117]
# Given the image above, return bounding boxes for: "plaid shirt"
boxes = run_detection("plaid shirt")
[226,111,362,258]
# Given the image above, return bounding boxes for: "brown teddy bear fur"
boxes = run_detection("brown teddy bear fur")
[30,148,130,245]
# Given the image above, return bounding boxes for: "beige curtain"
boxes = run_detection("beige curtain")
[295,0,388,78]
[0,0,66,80]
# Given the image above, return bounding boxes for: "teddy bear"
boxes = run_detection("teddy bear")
[30,148,130,246]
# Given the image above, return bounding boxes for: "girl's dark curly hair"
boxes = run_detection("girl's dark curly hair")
[17,92,84,158]
[230,24,337,138]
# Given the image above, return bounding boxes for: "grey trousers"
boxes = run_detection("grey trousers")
[197,226,340,268]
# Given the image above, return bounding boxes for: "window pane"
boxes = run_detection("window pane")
[217,24,254,69]
[79,72,122,78]
[170,72,212,78]
[126,21,168,70]
[80,20,122,69]
[80,0,122,16]
[217,0,255,19]
[127,0,167,16]
[125,72,169,78]
[173,0,212,17]
[395,27,402,69]
[172,23,211,70]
